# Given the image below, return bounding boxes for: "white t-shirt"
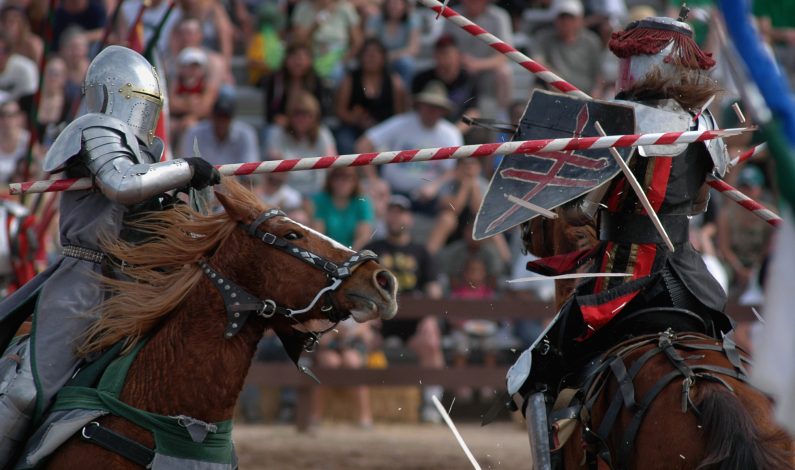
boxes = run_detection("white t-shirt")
[365,112,463,194]
[179,119,259,166]
[0,55,38,100]
[266,124,336,196]
[0,130,29,183]
[260,184,303,211]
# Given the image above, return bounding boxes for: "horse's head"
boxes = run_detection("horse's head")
[213,182,397,352]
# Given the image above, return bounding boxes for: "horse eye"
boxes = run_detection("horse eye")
[284,231,302,241]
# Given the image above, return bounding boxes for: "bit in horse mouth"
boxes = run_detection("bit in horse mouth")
[345,293,382,321]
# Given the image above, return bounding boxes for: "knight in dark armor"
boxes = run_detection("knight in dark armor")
[503,15,735,466]
[0,45,219,464]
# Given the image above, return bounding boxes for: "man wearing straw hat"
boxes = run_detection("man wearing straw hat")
[356,80,463,214]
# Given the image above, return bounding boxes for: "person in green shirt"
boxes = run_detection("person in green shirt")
[311,167,374,249]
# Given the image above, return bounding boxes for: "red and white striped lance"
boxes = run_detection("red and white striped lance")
[706,176,781,226]
[732,142,767,167]
[417,0,589,99]
[8,128,743,195]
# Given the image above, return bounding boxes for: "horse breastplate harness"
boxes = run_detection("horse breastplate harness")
[201,209,378,352]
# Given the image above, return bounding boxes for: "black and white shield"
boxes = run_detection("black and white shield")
[473,90,635,240]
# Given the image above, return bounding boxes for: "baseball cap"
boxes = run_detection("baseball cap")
[434,33,457,50]
[213,88,237,116]
[177,47,208,66]
[737,165,765,188]
[551,0,583,17]
[388,194,412,211]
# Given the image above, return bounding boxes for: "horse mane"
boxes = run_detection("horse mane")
[77,178,266,356]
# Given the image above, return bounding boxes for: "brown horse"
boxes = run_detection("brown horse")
[34,179,397,468]
[524,217,794,469]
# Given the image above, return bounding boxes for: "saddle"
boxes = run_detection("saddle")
[14,337,237,469]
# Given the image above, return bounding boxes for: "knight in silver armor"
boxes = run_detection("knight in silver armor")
[0,45,219,466]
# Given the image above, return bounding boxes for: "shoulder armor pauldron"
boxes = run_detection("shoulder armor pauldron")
[612,99,691,157]
[43,114,146,173]
[695,109,730,177]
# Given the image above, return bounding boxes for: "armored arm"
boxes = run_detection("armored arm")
[82,127,194,206]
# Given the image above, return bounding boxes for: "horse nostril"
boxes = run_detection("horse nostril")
[375,270,395,292]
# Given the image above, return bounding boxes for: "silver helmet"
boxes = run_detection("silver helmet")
[83,45,163,145]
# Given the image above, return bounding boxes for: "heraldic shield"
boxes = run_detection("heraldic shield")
[473,90,636,240]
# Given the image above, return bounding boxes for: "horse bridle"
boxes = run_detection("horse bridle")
[200,208,378,351]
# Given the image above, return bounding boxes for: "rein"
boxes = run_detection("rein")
[201,208,378,351]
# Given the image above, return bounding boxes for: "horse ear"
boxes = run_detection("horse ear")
[214,188,251,222]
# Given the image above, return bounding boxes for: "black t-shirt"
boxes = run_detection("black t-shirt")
[363,239,437,296]
[411,68,478,122]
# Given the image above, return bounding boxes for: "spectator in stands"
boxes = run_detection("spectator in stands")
[0,99,33,184]
[169,47,220,140]
[265,91,336,196]
[355,81,462,215]
[534,0,606,97]
[334,37,408,154]
[448,255,499,401]
[717,165,774,295]
[291,0,362,83]
[425,158,488,255]
[753,2,795,87]
[416,5,446,55]
[362,177,392,240]
[256,172,303,212]
[362,194,445,422]
[366,0,421,85]
[35,57,74,148]
[365,195,443,300]
[52,0,106,51]
[263,41,327,127]
[310,318,378,429]
[451,256,495,299]
[442,0,513,112]
[245,3,286,86]
[1,5,43,64]
[348,0,380,22]
[412,34,480,140]
[179,88,259,165]
[437,220,509,293]
[310,166,374,250]
[583,0,627,43]
[173,0,234,67]
[689,192,729,295]
[59,27,90,107]
[169,16,231,85]
[122,0,181,57]
[0,34,38,104]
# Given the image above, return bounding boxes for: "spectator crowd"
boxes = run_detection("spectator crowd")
[0,0,789,425]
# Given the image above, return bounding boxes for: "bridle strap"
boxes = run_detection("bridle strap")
[245,208,378,279]
[202,208,380,347]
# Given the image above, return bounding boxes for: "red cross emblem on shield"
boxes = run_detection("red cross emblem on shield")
[485,104,609,234]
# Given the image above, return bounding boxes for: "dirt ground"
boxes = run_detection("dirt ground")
[233,422,530,469]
